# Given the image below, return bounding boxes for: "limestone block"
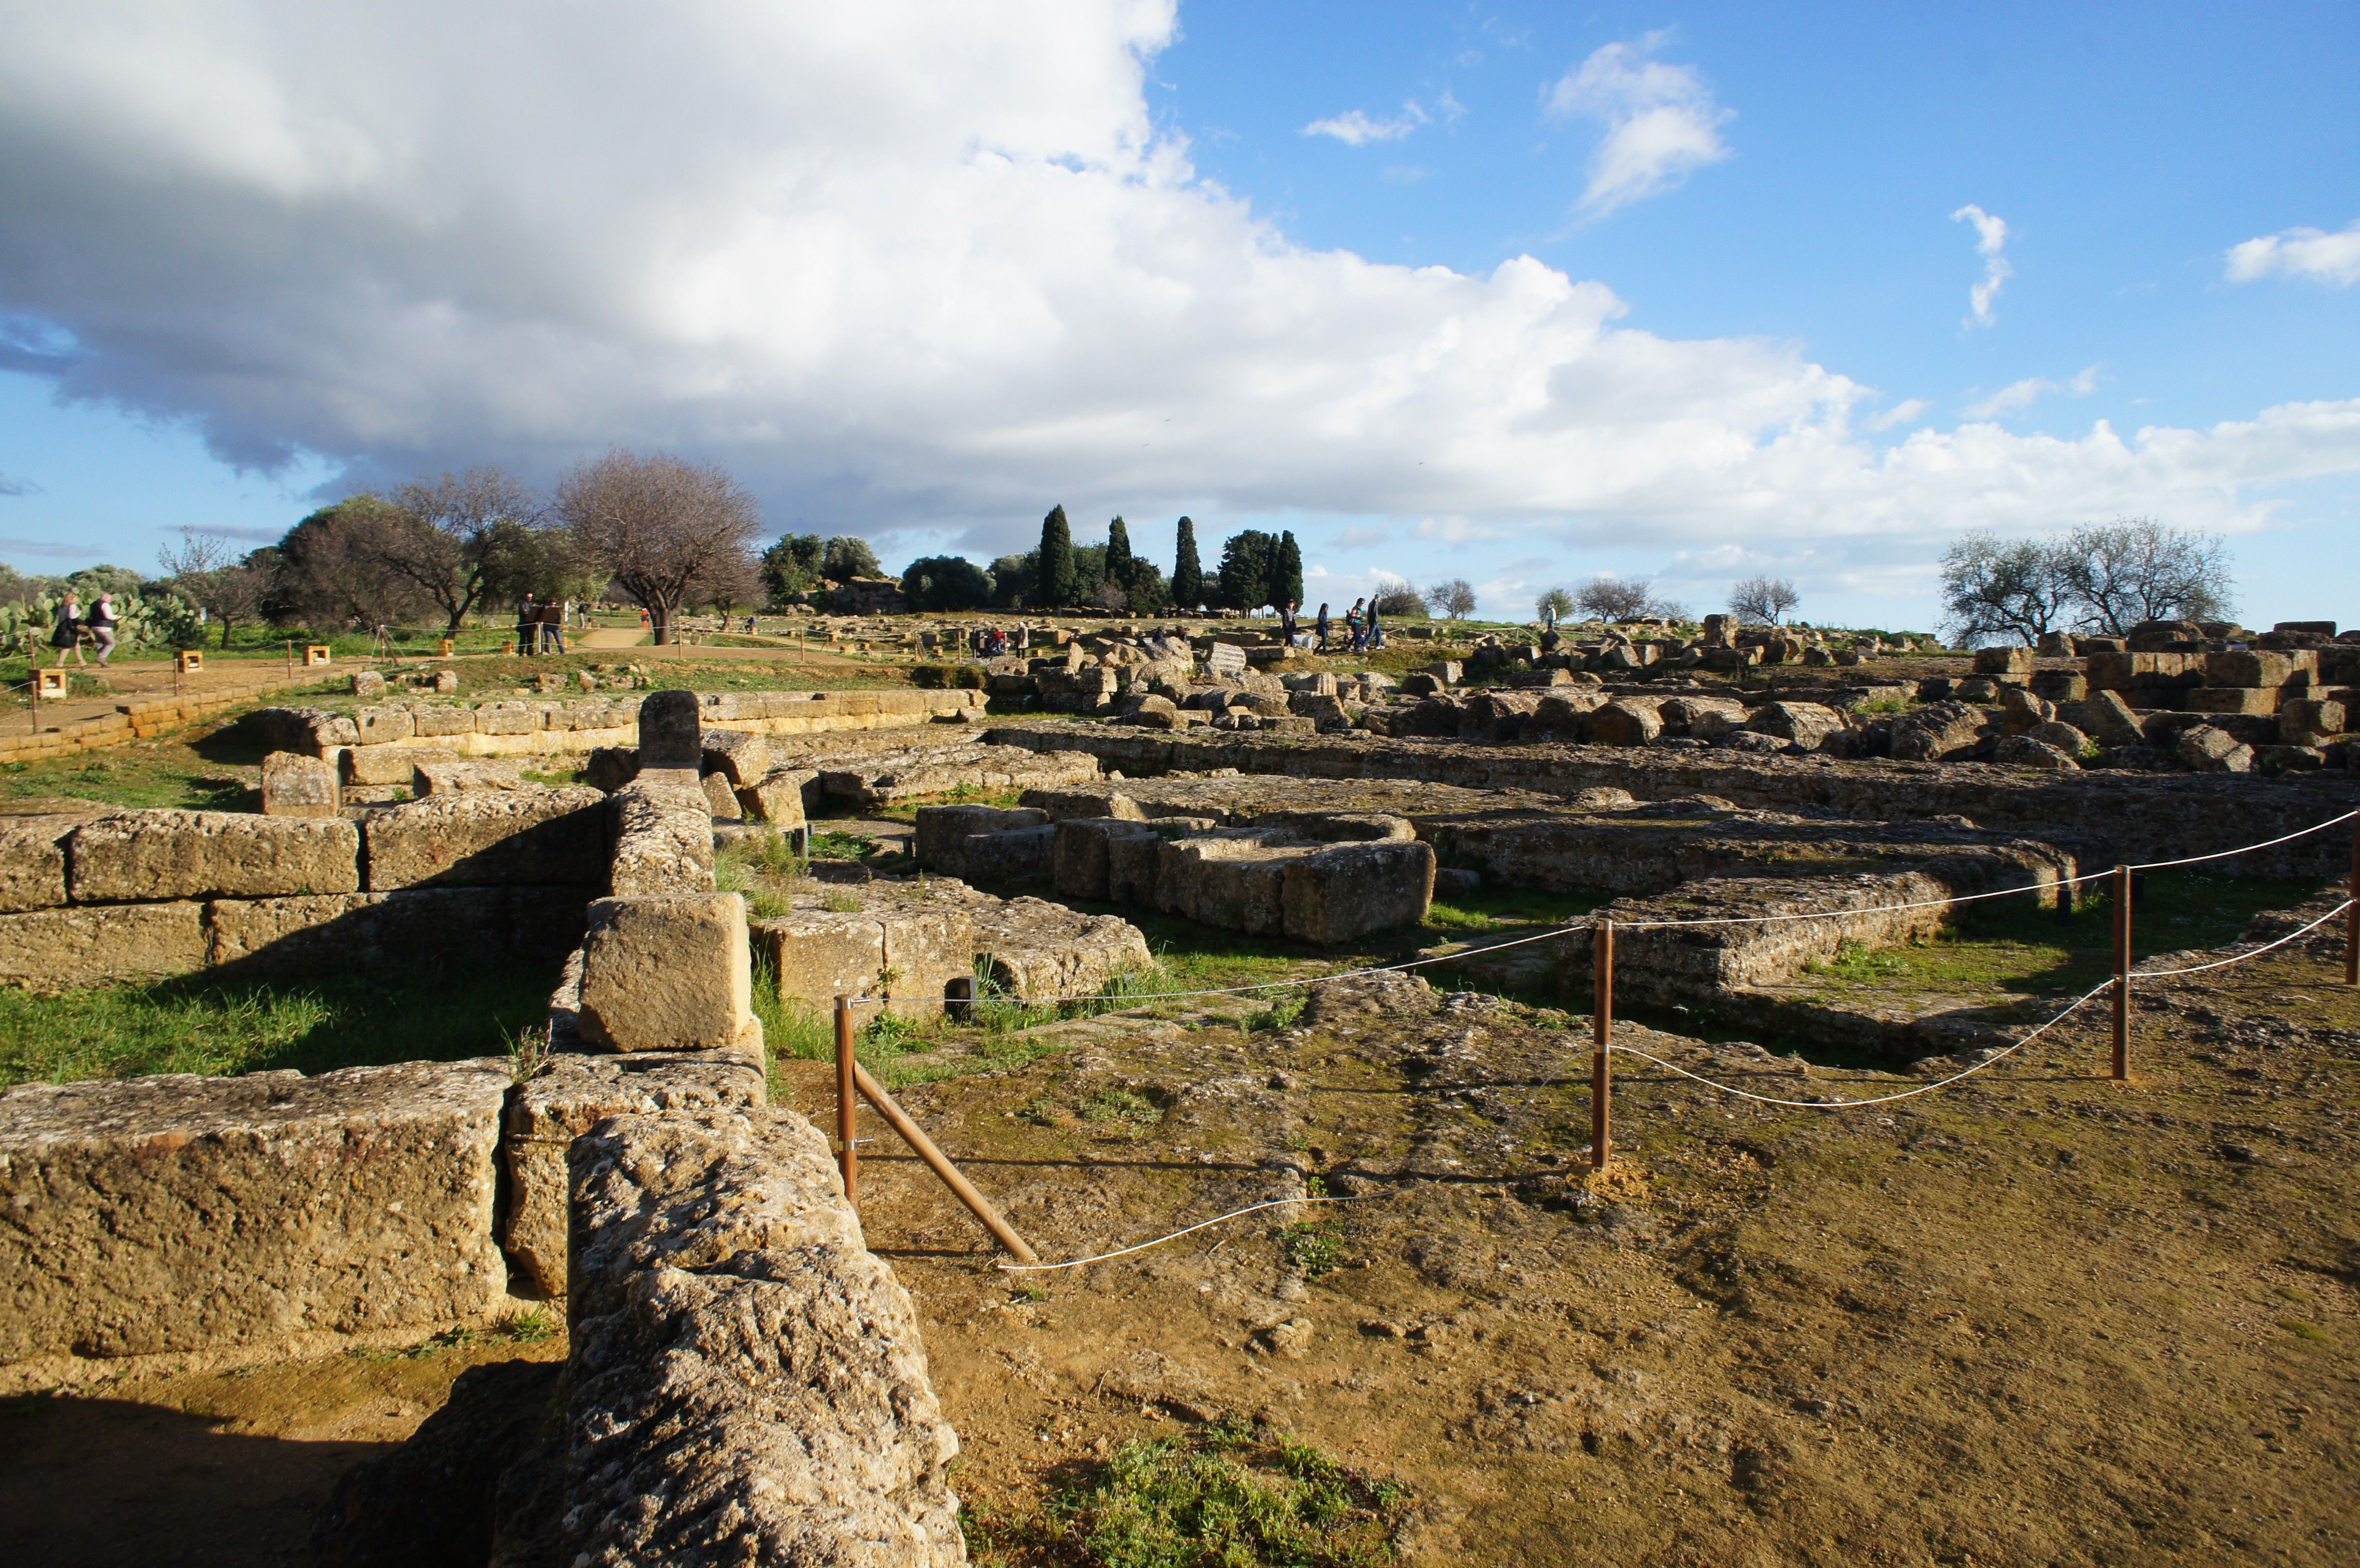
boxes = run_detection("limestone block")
[502,1044,767,1298]
[352,705,415,746]
[577,893,753,1053]
[474,702,537,737]
[431,670,460,695]
[583,746,639,792]
[1281,839,1436,945]
[562,1110,964,1566]
[365,787,607,890]
[2029,721,2090,756]
[342,744,441,787]
[259,752,341,817]
[1972,646,2035,678]
[912,804,1047,875]
[701,770,744,821]
[1992,735,2080,770]
[1998,688,2056,735]
[1746,701,1846,750]
[744,767,815,827]
[1106,828,1165,907]
[1155,833,1307,935]
[2177,725,2254,773]
[414,757,526,794]
[350,670,387,698]
[878,905,977,1018]
[961,823,1056,882]
[608,780,718,897]
[204,887,543,974]
[2281,698,2346,747]
[0,1058,510,1363]
[411,705,478,738]
[1053,817,1162,900]
[2206,649,2299,689]
[1588,700,1662,748]
[1523,691,1607,743]
[2064,690,2145,748]
[752,911,885,1008]
[0,901,208,988]
[253,706,359,754]
[973,897,1151,1002]
[701,728,771,786]
[1426,661,1463,684]
[0,814,75,913]
[1889,701,1989,762]
[70,810,361,902]
[2184,686,2280,716]
[2028,670,2089,704]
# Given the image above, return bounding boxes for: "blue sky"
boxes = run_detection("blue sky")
[1,0,2355,627]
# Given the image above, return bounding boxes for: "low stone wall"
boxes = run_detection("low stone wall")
[983,722,2360,878]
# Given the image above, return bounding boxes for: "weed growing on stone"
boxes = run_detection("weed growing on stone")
[1243,996,1305,1033]
[1280,1221,1347,1279]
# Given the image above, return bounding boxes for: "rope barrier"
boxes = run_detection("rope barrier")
[2129,897,2355,978]
[2127,809,2357,873]
[996,1195,1360,1273]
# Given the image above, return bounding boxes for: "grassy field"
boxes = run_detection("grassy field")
[0,720,279,812]
[0,957,560,1087]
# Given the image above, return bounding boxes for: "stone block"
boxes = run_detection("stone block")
[1889,701,1989,762]
[2065,690,2146,748]
[745,766,815,827]
[1281,840,1436,945]
[2206,649,2298,689]
[0,1058,510,1363]
[349,670,386,698]
[2183,686,2280,716]
[971,897,1150,1002]
[1993,735,2080,770]
[1588,700,1662,748]
[701,728,771,786]
[577,893,753,1053]
[701,770,744,821]
[876,905,977,1018]
[414,757,526,794]
[961,823,1056,882]
[1155,833,1306,935]
[562,1110,963,1565]
[411,704,477,738]
[1426,661,1463,685]
[474,702,541,737]
[638,690,701,769]
[608,780,717,897]
[2281,698,2346,747]
[260,752,342,817]
[751,911,885,1008]
[1746,701,1846,749]
[342,744,441,788]
[2028,670,2089,704]
[1053,817,1163,901]
[364,788,607,890]
[0,901,209,988]
[431,670,460,695]
[0,814,75,913]
[912,805,1047,875]
[502,1044,767,1298]
[352,705,415,746]
[70,810,361,902]
[2274,620,2336,637]
[202,887,552,975]
[2177,725,2254,773]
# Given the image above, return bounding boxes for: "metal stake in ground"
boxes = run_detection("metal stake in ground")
[835,994,859,1208]
[2347,819,2358,988]
[1593,919,1613,1170]
[2112,865,2132,1081]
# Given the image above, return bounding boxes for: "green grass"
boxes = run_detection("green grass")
[1794,870,2309,1004]
[1280,1221,1347,1279]
[1424,885,1602,935]
[0,958,562,1086]
[966,1418,1408,1568]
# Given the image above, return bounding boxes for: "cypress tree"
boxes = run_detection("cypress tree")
[1105,516,1133,592]
[1274,530,1304,610]
[1036,504,1077,609]
[1171,516,1203,611]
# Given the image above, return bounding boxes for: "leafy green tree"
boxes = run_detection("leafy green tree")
[822,535,883,580]
[1171,517,1203,610]
[1125,560,1170,615]
[1035,505,1077,608]
[1273,530,1304,610]
[1216,529,1278,612]
[1937,533,2075,646]
[900,555,996,612]
[988,551,1036,609]
[1536,587,1576,622]
[761,534,826,602]
[1105,515,1134,590]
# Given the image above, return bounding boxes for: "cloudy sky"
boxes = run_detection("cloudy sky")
[1,0,2355,627]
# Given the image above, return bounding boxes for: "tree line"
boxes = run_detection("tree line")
[899,508,1309,617]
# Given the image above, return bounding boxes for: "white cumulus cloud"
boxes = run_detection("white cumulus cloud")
[1544,33,1733,218]
[0,0,2352,610]
[1951,204,2013,328]
[2225,220,2360,287]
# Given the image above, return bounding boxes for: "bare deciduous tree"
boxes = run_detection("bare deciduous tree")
[1938,532,2076,646]
[2060,518,2233,635]
[371,467,548,635]
[1425,578,1477,623]
[1574,576,1673,623]
[1727,575,1800,625]
[557,452,762,644]
[157,530,268,648]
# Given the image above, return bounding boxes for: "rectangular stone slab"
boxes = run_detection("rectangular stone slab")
[70,810,361,902]
[577,893,752,1052]
[0,813,80,913]
[0,900,209,989]
[364,787,606,889]
[0,1058,511,1364]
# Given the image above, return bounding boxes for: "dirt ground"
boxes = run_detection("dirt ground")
[7,902,2354,1567]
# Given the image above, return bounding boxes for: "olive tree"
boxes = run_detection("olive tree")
[2060,519,2234,635]
[1727,575,1799,625]
[557,452,762,644]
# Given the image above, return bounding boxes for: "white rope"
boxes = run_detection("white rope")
[996,1195,1360,1273]
[2128,808,2357,872]
[2131,898,2354,977]
[1605,980,2115,1108]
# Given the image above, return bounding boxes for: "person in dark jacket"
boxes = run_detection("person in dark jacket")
[1315,602,1331,651]
[86,591,120,666]
[51,592,86,668]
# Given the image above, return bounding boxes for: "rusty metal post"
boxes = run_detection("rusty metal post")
[2346,818,2358,988]
[2112,865,2132,1081]
[836,995,859,1207]
[853,1061,1038,1263]
[1592,919,1613,1170]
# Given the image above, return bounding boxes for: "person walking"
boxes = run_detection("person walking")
[545,600,567,655]
[517,594,538,655]
[86,591,120,666]
[1277,600,1299,649]
[51,591,85,668]
[1315,602,1331,652]
[1344,597,1364,651]
[1364,596,1385,650]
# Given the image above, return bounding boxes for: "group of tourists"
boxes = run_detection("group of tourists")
[970,624,1032,657]
[1275,597,1383,654]
[47,591,120,668]
[514,594,576,654]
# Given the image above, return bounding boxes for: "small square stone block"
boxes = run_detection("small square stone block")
[304,645,332,667]
[34,669,67,697]
[174,650,203,674]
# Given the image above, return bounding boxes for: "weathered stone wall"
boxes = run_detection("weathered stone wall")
[564,1110,967,1566]
[0,1059,513,1387]
[984,722,2360,877]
